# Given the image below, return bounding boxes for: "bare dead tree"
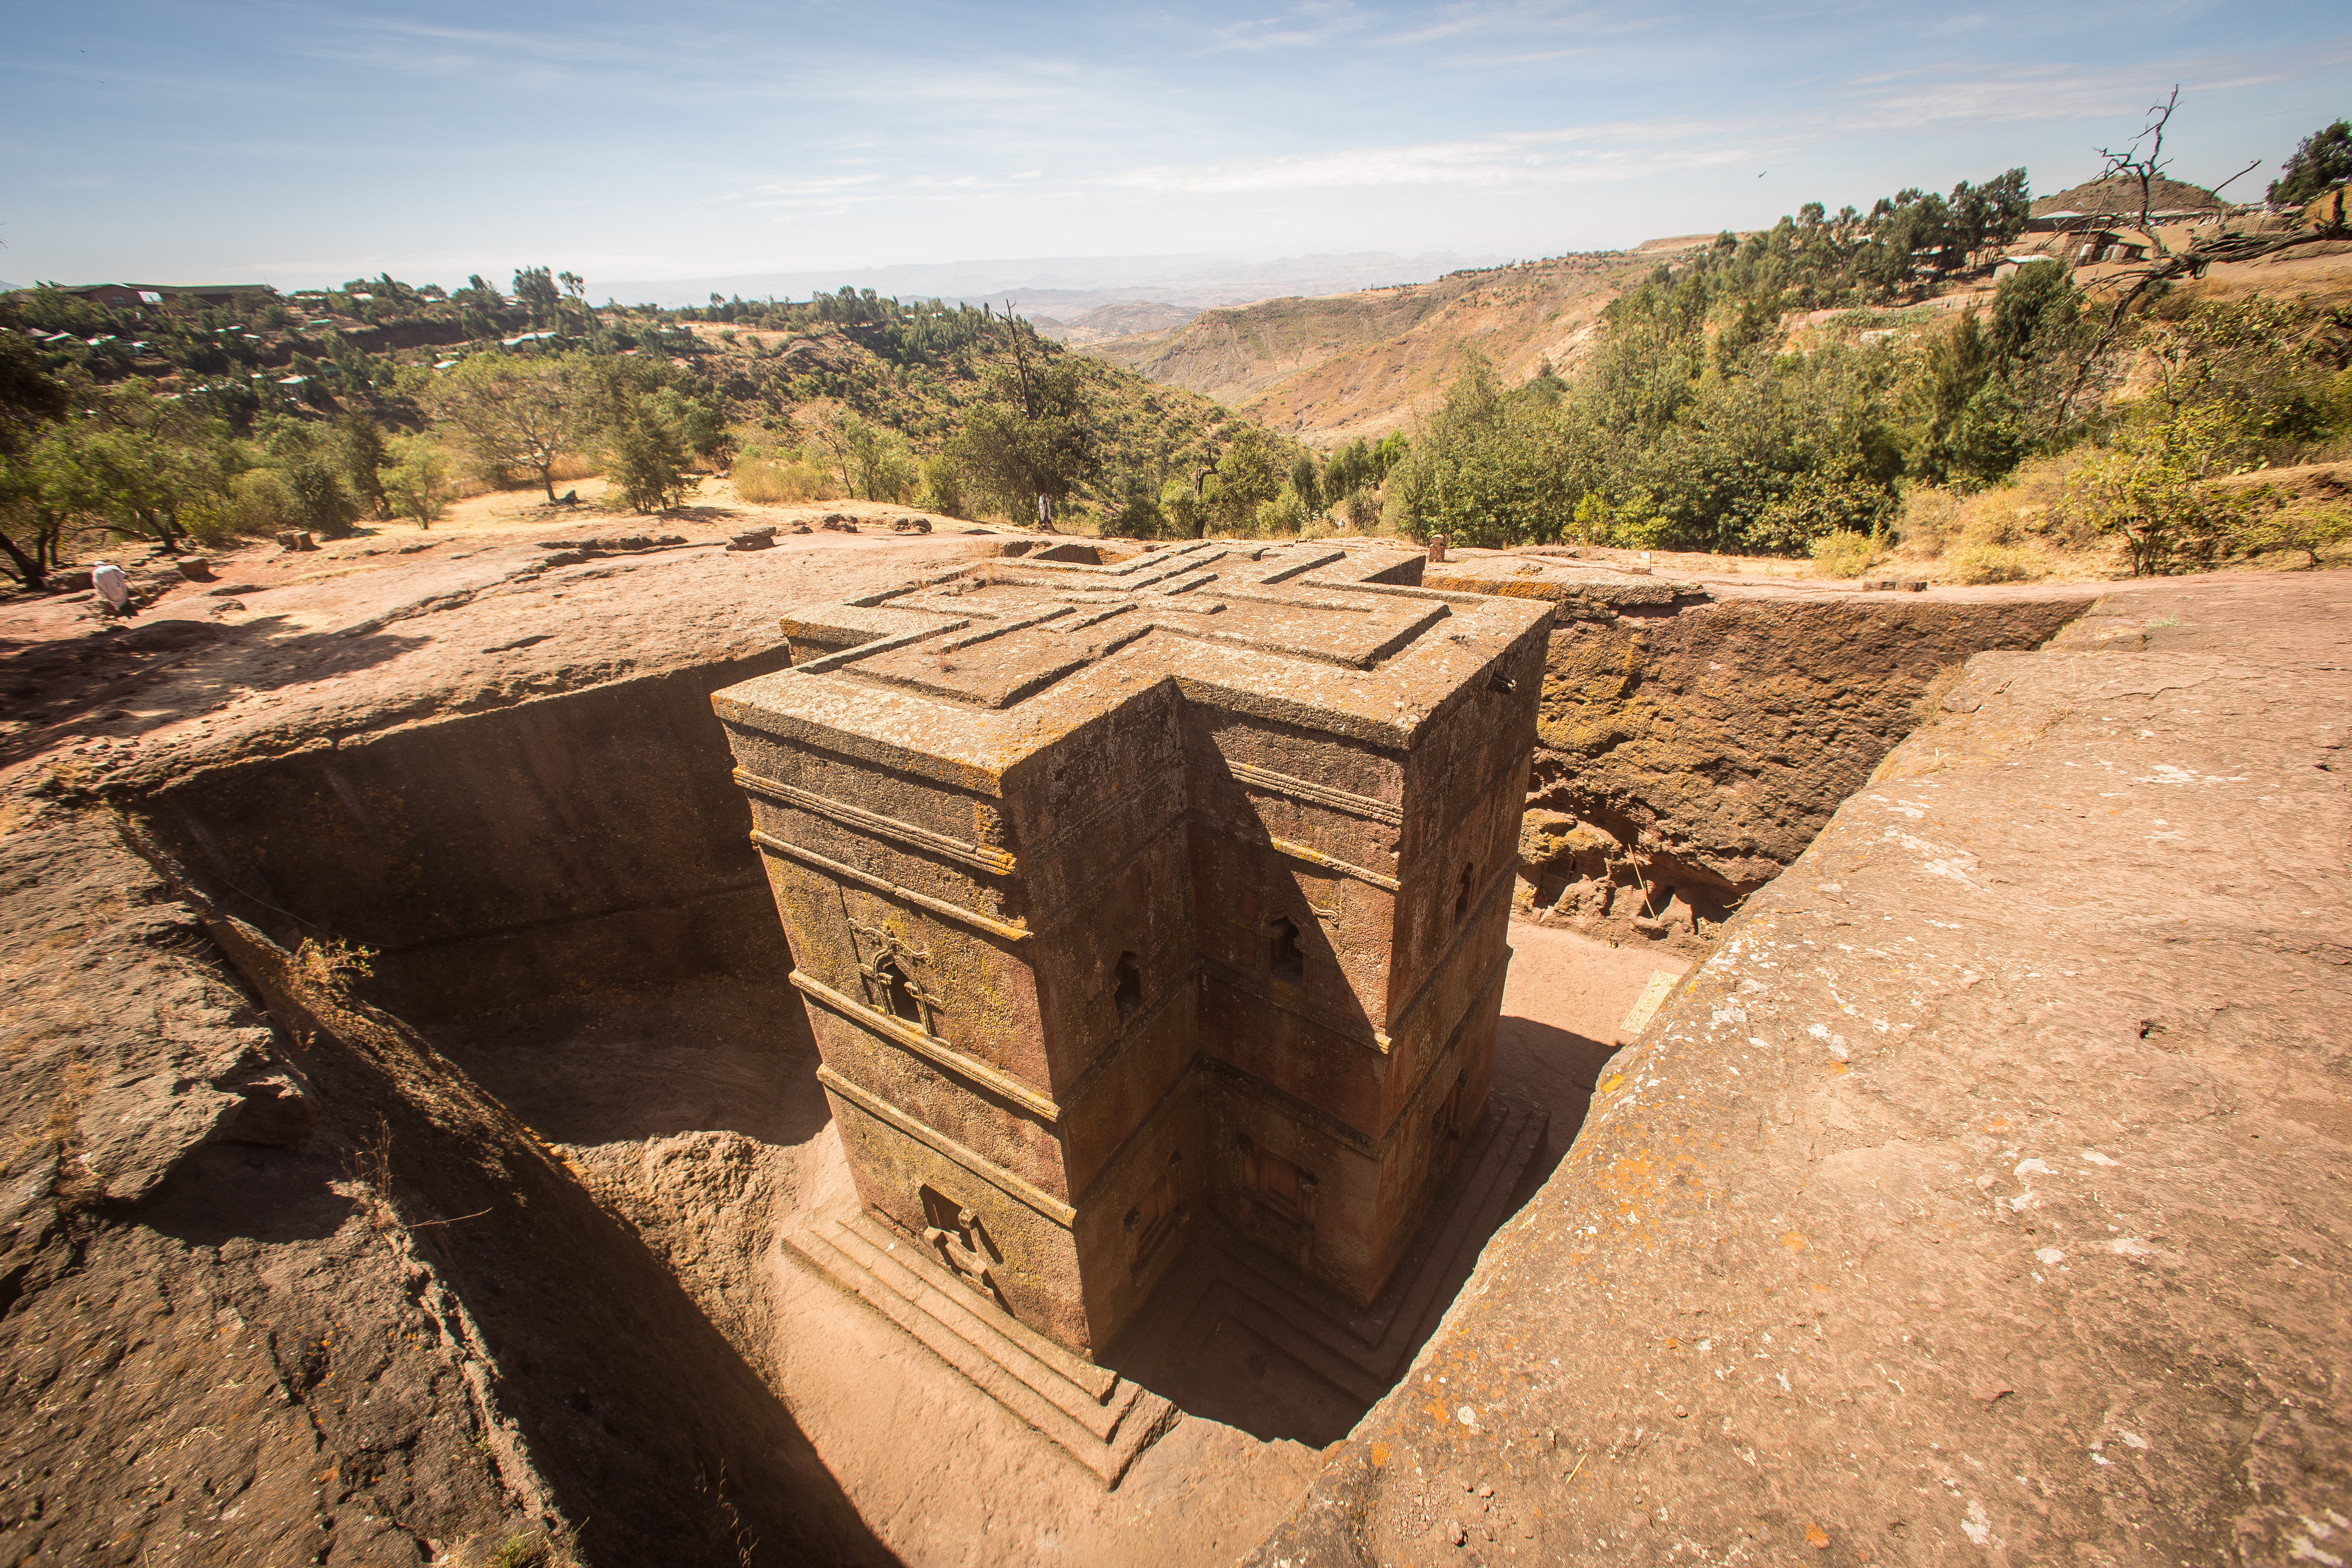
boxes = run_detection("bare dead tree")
[2056,89,2352,420]
[2092,86,2183,251]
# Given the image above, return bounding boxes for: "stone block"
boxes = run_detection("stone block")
[715,539,1550,1355]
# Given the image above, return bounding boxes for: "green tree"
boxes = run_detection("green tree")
[429,352,594,502]
[283,453,362,537]
[70,389,236,551]
[2061,404,2257,574]
[0,426,101,587]
[1102,474,1164,537]
[1322,440,1369,502]
[0,335,74,586]
[607,413,698,513]
[1255,484,1311,536]
[557,270,588,333]
[2269,119,2352,207]
[817,412,916,502]
[916,456,965,518]
[1205,425,1282,533]
[1158,476,1206,539]
[512,266,563,329]
[335,412,389,519]
[1385,360,1578,547]
[383,435,453,527]
[2139,293,2349,460]
[1288,452,1323,514]
[946,323,1098,527]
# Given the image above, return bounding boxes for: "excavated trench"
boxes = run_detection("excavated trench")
[124,582,2093,1564]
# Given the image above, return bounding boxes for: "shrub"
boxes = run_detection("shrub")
[2232,500,2352,567]
[181,469,297,546]
[916,457,965,518]
[1750,472,1896,557]
[608,416,698,514]
[1254,485,1310,536]
[1945,543,2037,583]
[2058,407,2259,574]
[294,938,376,991]
[1895,487,1964,557]
[384,436,453,527]
[1158,478,1205,538]
[285,456,362,538]
[1809,530,1876,577]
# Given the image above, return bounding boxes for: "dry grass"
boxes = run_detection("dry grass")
[1887,455,2116,583]
[1809,530,1878,578]
[730,457,842,505]
[295,937,377,991]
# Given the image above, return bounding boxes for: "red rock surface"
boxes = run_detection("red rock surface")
[1247,570,2352,1565]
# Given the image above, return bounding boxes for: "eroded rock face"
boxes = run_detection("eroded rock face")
[0,812,542,1566]
[1246,573,2352,1567]
[1517,595,2093,949]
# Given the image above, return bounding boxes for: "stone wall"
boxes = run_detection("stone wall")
[1516,593,2093,951]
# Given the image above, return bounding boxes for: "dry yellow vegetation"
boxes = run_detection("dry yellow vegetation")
[1081,244,1707,445]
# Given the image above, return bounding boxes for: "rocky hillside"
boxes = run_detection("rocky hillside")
[1078,239,1705,446]
[1030,301,1200,346]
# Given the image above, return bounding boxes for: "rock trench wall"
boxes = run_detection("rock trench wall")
[58,574,2100,1563]
[1513,594,2092,953]
[137,651,795,1023]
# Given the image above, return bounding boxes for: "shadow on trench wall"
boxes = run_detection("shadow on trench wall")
[147,848,895,1568]
[127,650,903,1564]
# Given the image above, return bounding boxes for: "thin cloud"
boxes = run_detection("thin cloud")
[1435,44,1598,67]
[1208,1,1377,52]
[1106,120,1776,194]
[1823,49,2341,132]
[1372,0,1644,49]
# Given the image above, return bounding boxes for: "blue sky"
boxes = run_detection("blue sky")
[3,0,2347,294]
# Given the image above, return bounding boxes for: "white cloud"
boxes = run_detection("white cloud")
[1105,119,1781,194]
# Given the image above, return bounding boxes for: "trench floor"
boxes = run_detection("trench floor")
[419,926,1686,1566]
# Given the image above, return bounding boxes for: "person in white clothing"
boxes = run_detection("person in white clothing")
[90,561,133,618]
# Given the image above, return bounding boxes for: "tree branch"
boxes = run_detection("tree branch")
[2059,210,2349,422]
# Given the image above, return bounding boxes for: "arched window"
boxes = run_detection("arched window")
[1267,916,1304,982]
[875,956,922,1025]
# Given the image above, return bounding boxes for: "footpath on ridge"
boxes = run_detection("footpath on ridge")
[1249,570,2352,1566]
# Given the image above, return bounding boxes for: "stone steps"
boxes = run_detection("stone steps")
[782,1205,1177,1488]
[783,1097,1546,1474]
[1118,1097,1549,1405]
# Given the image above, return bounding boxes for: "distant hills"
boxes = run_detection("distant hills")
[1078,236,1710,446]
[1027,300,1202,346]
[596,251,1504,315]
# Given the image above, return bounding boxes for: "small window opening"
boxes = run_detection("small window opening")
[1267,916,1304,982]
[1434,1067,1469,1142]
[1454,863,1475,921]
[876,956,922,1025]
[1113,952,1143,1022]
[1124,1149,1184,1271]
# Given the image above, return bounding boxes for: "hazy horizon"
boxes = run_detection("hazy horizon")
[5,1,2347,295]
